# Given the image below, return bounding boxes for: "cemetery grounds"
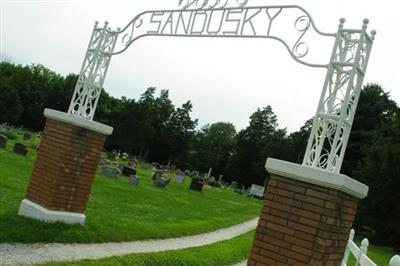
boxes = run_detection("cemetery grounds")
[0,127,397,265]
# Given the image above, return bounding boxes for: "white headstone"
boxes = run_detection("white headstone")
[249,184,265,197]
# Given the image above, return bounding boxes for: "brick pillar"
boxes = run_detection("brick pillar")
[18,109,113,224]
[248,159,368,266]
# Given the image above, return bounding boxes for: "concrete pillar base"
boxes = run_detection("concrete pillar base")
[18,109,113,225]
[18,199,86,225]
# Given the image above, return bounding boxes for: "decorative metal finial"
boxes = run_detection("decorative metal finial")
[362,18,369,29]
[339,18,345,28]
[104,21,109,28]
[370,29,377,40]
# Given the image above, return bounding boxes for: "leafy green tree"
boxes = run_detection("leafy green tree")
[343,84,400,248]
[188,122,236,175]
[226,106,281,186]
[0,78,23,124]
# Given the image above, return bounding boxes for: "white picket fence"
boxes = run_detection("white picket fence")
[341,229,400,266]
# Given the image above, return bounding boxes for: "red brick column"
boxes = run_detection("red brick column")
[247,159,368,266]
[18,109,113,224]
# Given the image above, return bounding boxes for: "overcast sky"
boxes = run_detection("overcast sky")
[1,0,399,132]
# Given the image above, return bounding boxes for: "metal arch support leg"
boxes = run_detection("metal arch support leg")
[303,20,375,173]
[68,22,118,120]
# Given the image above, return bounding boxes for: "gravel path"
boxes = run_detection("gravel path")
[231,260,247,266]
[0,218,257,265]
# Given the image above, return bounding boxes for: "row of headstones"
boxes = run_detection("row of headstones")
[0,135,29,156]
[99,157,186,188]
[98,153,264,196]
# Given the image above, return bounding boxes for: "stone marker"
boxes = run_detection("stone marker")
[122,166,136,177]
[153,176,167,188]
[101,165,120,179]
[174,169,185,184]
[249,184,265,198]
[0,134,7,149]
[13,143,28,156]
[129,175,140,186]
[174,175,185,184]
[98,158,109,166]
[230,181,238,189]
[141,162,151,169]
[23,132,32,140]
[190,178,203,192]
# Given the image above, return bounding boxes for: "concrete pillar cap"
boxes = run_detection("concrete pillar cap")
[265,158,369,199]
[44,109,113,135]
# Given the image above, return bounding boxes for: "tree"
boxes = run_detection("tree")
[226,106,281,187]
[0,78,23,124]
[188,122,236,175]
[342,84,400,248]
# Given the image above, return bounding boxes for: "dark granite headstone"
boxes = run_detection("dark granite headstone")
[23,132,32,140]
[13,143,28,156]
[122,166,136,177]
[0,134,7,149]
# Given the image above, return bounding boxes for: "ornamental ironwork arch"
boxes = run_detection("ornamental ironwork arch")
[67,2,376,174]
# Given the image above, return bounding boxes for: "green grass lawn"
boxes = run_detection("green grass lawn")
[0,130,262,243]
[33,233,399,266]
[36,230,255,266]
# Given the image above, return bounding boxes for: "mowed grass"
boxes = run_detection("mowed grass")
[36,230,255,266]
[0,131,262,243]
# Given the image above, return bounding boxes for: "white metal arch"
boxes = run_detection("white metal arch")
[67,2,375,174]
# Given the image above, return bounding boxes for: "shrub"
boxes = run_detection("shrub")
[191,176,204,183]
[208,180,221,188]
[2,129,18,140]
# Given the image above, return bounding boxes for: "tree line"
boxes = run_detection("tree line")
[0,62,399,248]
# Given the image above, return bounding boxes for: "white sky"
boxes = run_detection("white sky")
[1,0,399,132]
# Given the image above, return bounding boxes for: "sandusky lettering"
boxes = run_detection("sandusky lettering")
[146,7,275,36]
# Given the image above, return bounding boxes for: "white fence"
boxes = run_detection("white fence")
[341,229,400,266]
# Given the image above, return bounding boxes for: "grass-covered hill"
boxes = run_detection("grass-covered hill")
[0,128,262,243]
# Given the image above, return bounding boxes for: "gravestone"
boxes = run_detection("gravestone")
[141,162,151,169]
[107,151,117,161]
[101,165,119,179]
[122,166,136,177]
[249,184,265,198]
[174,169,185,184]
[218,174,223,183]
[153,176,167,188]
[100,152,107,159]
[190,178,203,192]
[0,134,7,149]
[23,132,32,140]
[128,158,138,168]
[129,175,140,186]
[99,158,108,166]
[13,143,28,156]
[174,175,185,184]
[230,181,238,189]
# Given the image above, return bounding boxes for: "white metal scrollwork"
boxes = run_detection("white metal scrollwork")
[303,19,376,173]
[68,2,375,174]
